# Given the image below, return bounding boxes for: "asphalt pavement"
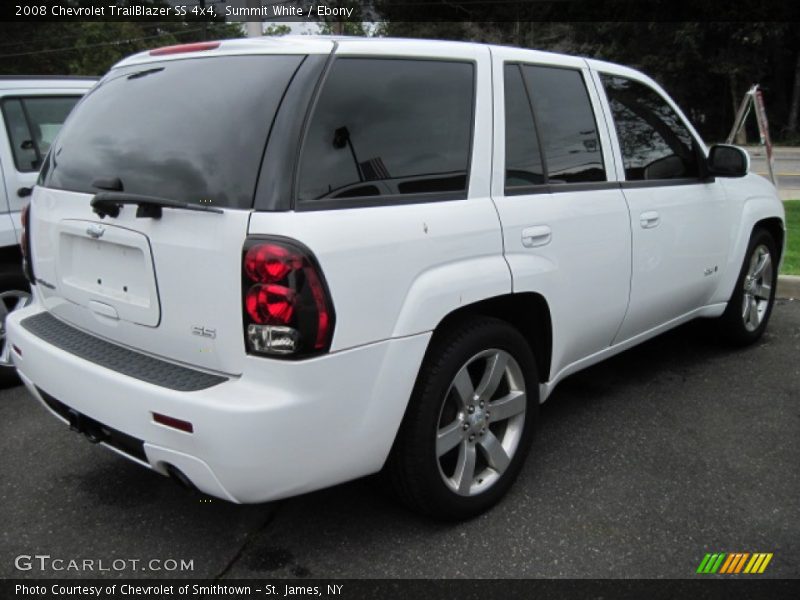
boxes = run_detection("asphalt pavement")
[1,301,798,580]
[747,146,800,198]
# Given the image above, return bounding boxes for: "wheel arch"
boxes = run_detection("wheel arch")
[712,194,786,305]
[427,292,553,384]
[755,216,785,266]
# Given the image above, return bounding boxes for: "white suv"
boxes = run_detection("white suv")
[0,76,94,384]
[7,37,785,519]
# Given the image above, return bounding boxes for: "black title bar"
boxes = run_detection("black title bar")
[2,0,800,22]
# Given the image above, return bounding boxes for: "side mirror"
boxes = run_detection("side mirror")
[707,144,749,178]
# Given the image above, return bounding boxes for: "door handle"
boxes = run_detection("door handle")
[640,211,660,229]
[521,225,552,248]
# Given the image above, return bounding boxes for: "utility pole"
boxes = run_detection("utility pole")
[245,0,263,37]
[199,0,208,41]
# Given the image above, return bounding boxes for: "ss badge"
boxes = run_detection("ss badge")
[191,326,216,339]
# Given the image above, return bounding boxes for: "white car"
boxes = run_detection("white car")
[7,37,784,519]
[0,76,95,385]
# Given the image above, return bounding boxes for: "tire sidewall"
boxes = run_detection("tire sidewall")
[0,269,29,388]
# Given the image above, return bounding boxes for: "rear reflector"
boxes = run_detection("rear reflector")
[150,42,220,56]
[152,413,194,433]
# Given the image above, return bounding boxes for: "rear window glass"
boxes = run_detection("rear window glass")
[42,55,304,209]
[2,96,80,172]
[297,58,474,205]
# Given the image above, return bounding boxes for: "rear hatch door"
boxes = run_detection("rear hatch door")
[30,52,307,374]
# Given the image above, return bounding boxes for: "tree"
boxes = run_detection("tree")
[788,53,800,138]
[376,15,800,143]
[306,0,368,36]
[264,24,292,36]
[0,1,242,77]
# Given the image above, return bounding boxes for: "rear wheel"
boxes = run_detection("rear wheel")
[717,228,778,345]
[385,317,538,520]
[0,267,31,388]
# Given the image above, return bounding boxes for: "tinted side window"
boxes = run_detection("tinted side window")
[22,97,80,155]
[2,96,80,172]
[600,74,699,181]
[523,66,605,183]
[504,64,544,188]
[2,99,37,171]
[297,58,474,204]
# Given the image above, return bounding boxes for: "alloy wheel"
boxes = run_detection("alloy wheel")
[741,244,773,332]
[435,349,527,496]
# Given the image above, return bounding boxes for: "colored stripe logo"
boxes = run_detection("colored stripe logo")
[697,552,773,574]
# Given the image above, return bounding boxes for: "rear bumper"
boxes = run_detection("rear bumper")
[7,304,430,503]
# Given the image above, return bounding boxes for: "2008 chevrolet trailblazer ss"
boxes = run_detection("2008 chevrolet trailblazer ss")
[7,36,784,519]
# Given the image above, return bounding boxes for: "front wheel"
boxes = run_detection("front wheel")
[385,317,538,520]
[717,228,778,345]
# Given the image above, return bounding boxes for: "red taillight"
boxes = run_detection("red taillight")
[20,203,34,282]
[244,243,300,283]
[242,240,334,358]
[245,284,296,325]
[304,266,331,349]
[149,41,220,56]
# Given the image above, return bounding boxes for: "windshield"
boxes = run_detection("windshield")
[41,55,305,209]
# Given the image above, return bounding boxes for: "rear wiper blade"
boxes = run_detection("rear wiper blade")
[91,192,224,220]
[127,67,164,80]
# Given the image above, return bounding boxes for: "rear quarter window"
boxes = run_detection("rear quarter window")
[296,58,475,208]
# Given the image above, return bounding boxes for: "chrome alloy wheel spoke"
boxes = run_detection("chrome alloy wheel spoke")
[436,349,527,496]
[487,390,526,422]
[450,365,475,408]
[452,442,477,495]
[477,430,511,473]
[474,351,508,403]
[436,420,466,457]
[751,251,771,280]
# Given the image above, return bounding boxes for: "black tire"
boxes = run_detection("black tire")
[717,227,778,346]
[384,316,539,520]
[0,264,30,388]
